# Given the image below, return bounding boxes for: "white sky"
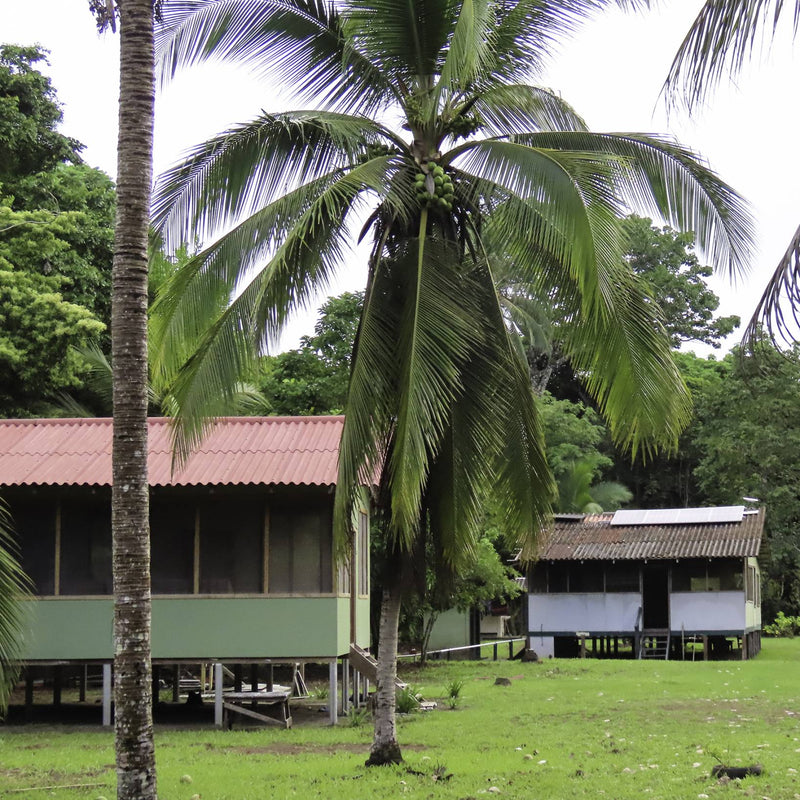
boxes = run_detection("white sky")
[3,0,799,353]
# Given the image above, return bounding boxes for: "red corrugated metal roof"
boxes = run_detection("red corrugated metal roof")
[0,416,344,488]
[538,510,764,560]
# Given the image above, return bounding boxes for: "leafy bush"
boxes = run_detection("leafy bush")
[396,684,422,713]
[764,611,800,637]
[344,705,369,727]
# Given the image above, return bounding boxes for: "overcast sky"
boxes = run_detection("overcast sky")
[3,0,798,353]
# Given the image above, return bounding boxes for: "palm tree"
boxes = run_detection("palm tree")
[664,0,800,346]
[90,0,158,797]
[151,0,753,764]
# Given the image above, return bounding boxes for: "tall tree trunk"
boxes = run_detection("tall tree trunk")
[111,1,156,798]
[366,576,403,766]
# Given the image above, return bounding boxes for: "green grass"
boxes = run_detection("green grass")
[3,639,800,799]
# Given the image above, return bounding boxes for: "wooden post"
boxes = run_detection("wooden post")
[328,661,338,725]
[152,664,160,709]
[102,663,112,727]
[25,670,34,721]
[234,664,243,693]
[493,643,498,661]
[267,663,274,692]
[741,633,748,660]
[614,637,619,656]
[250,664,259,693]
[173,665,180,702]
[579,636,586,659]
[214,663,223,728]
[702,635,709,661]
[342,657,350,714]
[53,665,62,707]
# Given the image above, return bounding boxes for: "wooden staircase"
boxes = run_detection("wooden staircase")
[349,644,407,689]
[639,630,671,660]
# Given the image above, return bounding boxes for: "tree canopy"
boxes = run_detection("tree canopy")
[0,44,115,417]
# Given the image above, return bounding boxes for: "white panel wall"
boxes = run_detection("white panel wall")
[529,592,641,633]
[670,592,745,632]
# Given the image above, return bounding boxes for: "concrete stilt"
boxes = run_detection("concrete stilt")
[214,663,223,728]
[102,663,112,727]
[328,661,338,726]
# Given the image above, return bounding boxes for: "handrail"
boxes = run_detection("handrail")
[397,637,527,661]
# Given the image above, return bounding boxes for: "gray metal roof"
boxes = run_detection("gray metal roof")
[537,509,764,561]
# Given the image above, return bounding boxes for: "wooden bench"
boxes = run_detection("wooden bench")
[222,690,292,729]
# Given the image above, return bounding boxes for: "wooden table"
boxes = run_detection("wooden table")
[222,690,292,729]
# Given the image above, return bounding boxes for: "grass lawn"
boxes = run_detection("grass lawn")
[2,639,800,799]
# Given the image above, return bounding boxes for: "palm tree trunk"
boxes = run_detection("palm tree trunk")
[111,1,156,798]
[366,577,403,766]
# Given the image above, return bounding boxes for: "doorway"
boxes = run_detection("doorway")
[642,565,669,629]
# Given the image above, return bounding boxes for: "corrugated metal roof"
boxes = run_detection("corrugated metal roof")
[0,416,344,488]
[537,510,764,561]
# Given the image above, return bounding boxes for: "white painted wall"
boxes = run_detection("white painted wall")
[529,593,641,633]
[670,592,745,631]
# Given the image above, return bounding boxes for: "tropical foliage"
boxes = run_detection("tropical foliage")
[152,0,752,763]
[0,45,115,417]
[0,499,30,716]
[665,0,800,346]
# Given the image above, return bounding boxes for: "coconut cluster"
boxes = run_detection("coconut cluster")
[414,165,455,211]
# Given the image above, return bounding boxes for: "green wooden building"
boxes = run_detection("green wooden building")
[0,416,370,724]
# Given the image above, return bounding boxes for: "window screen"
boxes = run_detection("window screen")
[529,564,547,594]
[199,500,263,593]
[60,501,112,595]
[547,563,568,593]
[672,560,706,592]
[358,511,369,596]
[10,502,56,595]
[605,563,639,593]
[709,560,743,591]
[269,508,333,594]
[151,501,195,594]
[570,563,604,592]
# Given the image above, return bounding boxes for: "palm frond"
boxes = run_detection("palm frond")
[437,0,496,92]
[489,0,649,84]
[388,230,487,545]
[564,270,692,458]
[156,0,396,113]
[664,0,800,110]
[344,0,457,87]
[744,222,800,348]
[447,138,627,312]
[152,110,401,247]
[510,130,754,279]
[157,159,392,460]
[472,84,589,135]
[0,499,31,714]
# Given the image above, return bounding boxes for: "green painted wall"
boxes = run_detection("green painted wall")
[746,556,762,631]
[21,596,370,661]
[427,608,471,651]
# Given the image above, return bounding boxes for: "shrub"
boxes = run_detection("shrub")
[345,705,369,727]
[764,611,800,637]
[396,684,422,713]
